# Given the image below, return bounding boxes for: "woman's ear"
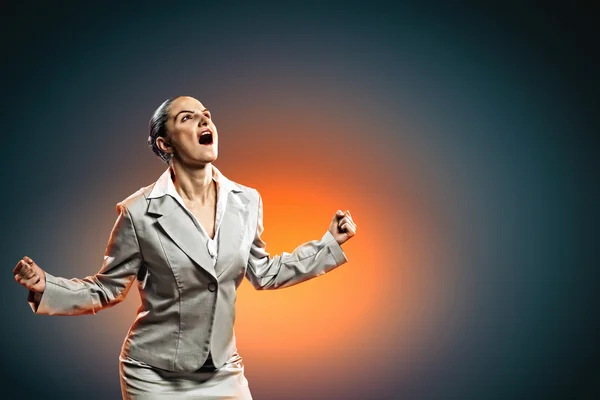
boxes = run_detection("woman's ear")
[156,136,173,153]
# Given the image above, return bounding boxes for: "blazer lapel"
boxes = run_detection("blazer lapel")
[215,191,250,278]
[148,195,217,279]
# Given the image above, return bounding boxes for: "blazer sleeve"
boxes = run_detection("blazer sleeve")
[28,202,143,315]
[245,190,348,290]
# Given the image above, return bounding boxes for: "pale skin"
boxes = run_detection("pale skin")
[14,96,357,294]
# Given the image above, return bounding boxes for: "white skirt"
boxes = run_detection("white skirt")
[119,353,253,400]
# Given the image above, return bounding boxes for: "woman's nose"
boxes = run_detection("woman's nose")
[198,115,208,126]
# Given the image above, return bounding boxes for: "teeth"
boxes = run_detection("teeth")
[202,131,211,135]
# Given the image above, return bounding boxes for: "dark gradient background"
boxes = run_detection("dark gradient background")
[2,2,598,399]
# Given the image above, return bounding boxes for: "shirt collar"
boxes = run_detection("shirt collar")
[147,164,237,199]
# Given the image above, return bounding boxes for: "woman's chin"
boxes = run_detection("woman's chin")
[195,146,218,161]
[197,153,218,165]
[207,150,218,162]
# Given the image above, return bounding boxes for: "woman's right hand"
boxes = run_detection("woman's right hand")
[13,256,46,293]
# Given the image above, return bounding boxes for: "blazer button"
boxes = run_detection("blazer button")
[208,283,217,292]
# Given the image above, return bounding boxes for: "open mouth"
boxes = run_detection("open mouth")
[199,130,213,145]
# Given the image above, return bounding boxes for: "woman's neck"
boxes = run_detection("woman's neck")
[169,161,215,204]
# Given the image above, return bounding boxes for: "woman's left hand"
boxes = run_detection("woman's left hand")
[329,210,357,246]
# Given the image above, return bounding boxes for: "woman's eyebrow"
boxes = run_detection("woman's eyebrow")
[173,109,209,120]
[174,109,195,119]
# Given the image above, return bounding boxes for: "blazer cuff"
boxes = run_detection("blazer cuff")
[322,230,348,266]
[29,272,60,315]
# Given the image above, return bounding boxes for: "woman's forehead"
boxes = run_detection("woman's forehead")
[169,96,205,114]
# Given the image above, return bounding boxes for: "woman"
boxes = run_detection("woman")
[13,96,357,399]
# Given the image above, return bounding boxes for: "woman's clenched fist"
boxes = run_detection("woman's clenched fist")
[13,256,46,293]
[328,209,357,246]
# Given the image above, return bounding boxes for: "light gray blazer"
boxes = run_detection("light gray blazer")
[30,176,348,372]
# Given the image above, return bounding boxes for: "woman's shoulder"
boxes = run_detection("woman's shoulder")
[116,184,155,214]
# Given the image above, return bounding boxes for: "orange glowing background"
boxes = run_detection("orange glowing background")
[46,91,455,398]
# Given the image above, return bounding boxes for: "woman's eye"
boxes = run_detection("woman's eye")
[204,112,211,119]
[182,115,192,122]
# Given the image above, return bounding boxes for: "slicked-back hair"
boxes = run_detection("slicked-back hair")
[148,97,179,164]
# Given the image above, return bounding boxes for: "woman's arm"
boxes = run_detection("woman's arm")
[14,203,143,315]
[245,190,351,290]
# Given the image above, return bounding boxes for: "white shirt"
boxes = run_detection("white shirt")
[147,165,237,266]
